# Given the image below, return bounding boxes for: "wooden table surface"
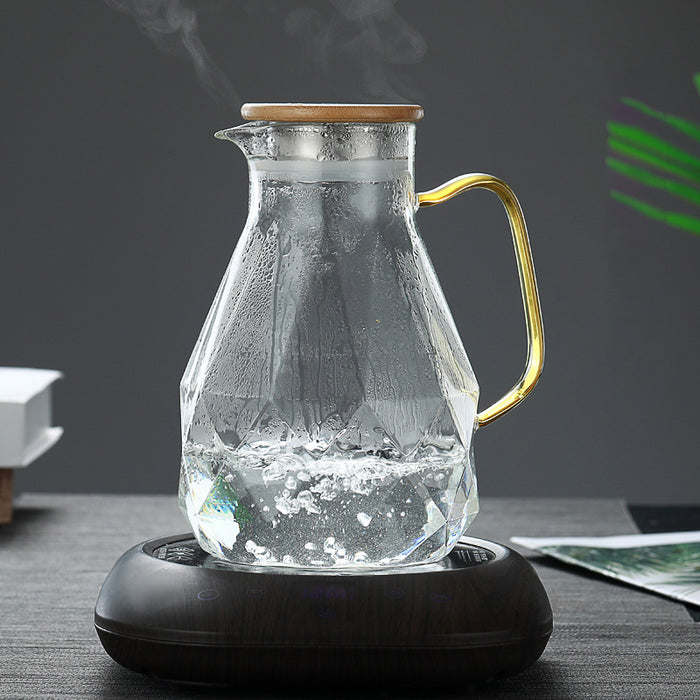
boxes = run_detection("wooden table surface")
[1,495,698,699]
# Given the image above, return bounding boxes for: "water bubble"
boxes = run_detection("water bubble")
[297,490,321,514]
[274,493,300,515]
[312,477,341,501]
[354,551,368,563]
[285,475,297,490]
[262,463,283,485]
[282,555,295,565]
[304,542,316,551]
[323,537,336,554]
[245,540,273,562]
[357,512,372,527]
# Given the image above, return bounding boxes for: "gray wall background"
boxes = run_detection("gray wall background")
[2,1,698,502]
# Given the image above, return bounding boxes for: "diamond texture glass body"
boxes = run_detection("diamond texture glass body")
[179,122,480,568]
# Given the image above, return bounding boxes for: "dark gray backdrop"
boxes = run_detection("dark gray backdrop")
[2,1,698,502]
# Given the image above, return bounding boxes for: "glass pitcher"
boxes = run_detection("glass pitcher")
[179,104,544,569]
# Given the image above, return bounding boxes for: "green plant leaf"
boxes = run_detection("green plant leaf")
[608,138,700,183]
[694,73,700,97]
[607,157,700,207]
[621,97,700,144]
[610,190,700,237]
[607,122,700,170]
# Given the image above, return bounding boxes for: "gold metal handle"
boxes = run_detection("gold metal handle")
[418,174,544,428]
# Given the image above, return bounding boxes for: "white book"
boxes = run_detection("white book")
[0,368,63,467]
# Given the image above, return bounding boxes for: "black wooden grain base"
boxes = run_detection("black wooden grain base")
[96,627,551,686]
[95,534,552,686]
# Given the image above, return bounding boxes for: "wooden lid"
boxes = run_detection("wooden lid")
[240,103,424,123]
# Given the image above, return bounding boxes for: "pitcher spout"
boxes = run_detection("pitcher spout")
[214,123,259,158]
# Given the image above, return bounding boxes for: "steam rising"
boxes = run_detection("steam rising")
[105,0,426,107]
[285,0,426,102]
[105,0,240,109]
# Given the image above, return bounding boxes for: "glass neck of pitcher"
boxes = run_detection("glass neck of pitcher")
[219,121,417,211]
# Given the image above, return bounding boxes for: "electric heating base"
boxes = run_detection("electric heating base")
[95,534,552,686]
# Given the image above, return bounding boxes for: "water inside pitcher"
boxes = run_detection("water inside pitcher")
[178,104,543,569]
